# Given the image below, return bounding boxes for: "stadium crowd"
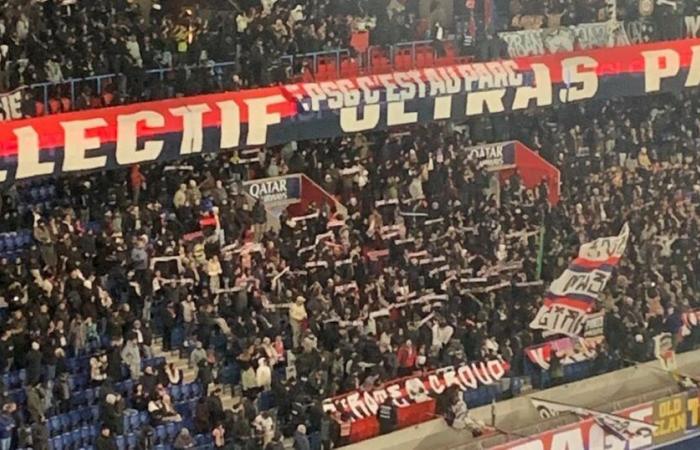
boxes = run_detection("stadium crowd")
[1,0,692,114]
[0,74,697,449]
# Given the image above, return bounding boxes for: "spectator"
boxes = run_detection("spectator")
[95,425,117,450]
[289,296,308,348]
[397,339,417,377]
[294,424,311,450]
[121,334,142,380]
[173,427,195,449]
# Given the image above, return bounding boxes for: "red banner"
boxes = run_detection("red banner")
[1,39,700,185]
[322,360,509,421]
[491,402,655,450]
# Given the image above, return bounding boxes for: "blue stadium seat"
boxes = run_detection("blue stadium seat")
[85,388,97,406]
[116,435,126,450]
[127,433,138,449]
[166,422,179,440]
[155,425,168,444]
[170,384,182,402]
[180,383,191,400]
[49,417,61,436]
[70,429,81,448]
[123,379,134,395]
[190,383,202,399]
[127,412,139,433]
[80,426,91,446]
[59,415,71,433]
[60,431,72,449]
[51,435,63,450]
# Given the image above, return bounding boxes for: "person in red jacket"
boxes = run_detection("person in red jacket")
[397,339,417,377]
[130,165,146,204]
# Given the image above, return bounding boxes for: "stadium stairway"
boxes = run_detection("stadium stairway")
[150,339,241,410]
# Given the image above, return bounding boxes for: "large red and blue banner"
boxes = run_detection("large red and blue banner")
[530,224,629,337]
[1,39,700,185]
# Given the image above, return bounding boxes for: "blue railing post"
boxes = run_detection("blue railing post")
[335,49,341,77]
[70,79,76,106]
[42,84,48,113]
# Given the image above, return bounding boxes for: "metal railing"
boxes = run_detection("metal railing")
[26,39,448,113]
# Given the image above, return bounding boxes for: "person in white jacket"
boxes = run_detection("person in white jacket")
[431,319,454,354]
[253,411,275,446]
[256,358,272,391]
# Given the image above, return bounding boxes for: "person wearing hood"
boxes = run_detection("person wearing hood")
[121,334,142,380]
[173,427,195,449]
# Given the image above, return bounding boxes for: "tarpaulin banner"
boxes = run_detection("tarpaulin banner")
[491,391,700,449]
[531,223,629,336]
[524,335,603,370]
[242,174,301,203]
[322,360,509,421]
[499,22,629,57]
[0,86,25,122]
[3,39,700,185]
[531,398,657,440]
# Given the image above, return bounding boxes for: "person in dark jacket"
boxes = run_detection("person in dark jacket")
[95,426,118,450]
[193,398,211,435]
[293,424,311,450]
[25,342,42,386]
[30,420,49,450]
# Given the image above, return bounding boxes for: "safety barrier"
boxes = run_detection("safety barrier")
[25,39,463,116]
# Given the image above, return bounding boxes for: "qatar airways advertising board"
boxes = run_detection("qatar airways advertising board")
[490,391,700,450]
[1,39,700,185]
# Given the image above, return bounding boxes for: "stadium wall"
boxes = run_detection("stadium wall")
[343,349,700,450]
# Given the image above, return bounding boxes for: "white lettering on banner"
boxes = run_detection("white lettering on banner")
[340,104,381,132]
[321,360,507,420]
[642,49,681,92]
[685,45,700,87]
[574,23,611,50]
[531,304,587,336]
[583,312,605,338]
[500,29,545,57]
[512,64,552,110]
[387,101,417,126]
[560,57,599,103]
[686,16,700,38]
[8,43,700,184]
[170,104,211,154]
[245,95,284,145]
[61,118,108,172]
[466,144,504,165]
[247,179,287,201]
[548,269,611,299]
[217,100,241,149]
[578,223,629,260]
[542,28,575,54]
[494,404,655,450]
[0,89,23,122]
[14,127,54,180]
[531,399,658,439]
[116,111,165,165]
